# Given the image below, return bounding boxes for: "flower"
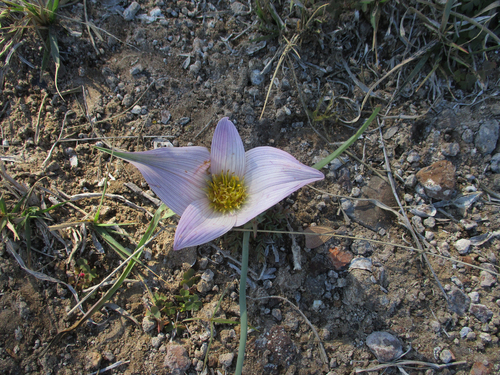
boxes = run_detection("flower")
[98,118,324,250]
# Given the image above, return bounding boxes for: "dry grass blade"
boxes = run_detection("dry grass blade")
[5,238,84,313]
[355,359,467,373]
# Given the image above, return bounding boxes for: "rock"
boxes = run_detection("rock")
[455,239,471,255]
[460,326,472,338]
[130,64,143,75]
[411,215,425,233]
[17,301,30,319]
[439,349,454,363]
[218,352,235,368]
[348,176,398,231]
[151,334,165,349]
[189,60,202,75]
[366,331,403,362]
[479,332,491,343]
[121,93,134,107]
[85,352,102,371]
[123,2,141,21]
[131,105,142,114]
[467,331,476,340]
[462,128,474,143]
[407,150,420,163]
[405,174,418,189]
[423,217,436,228]
[468,292,480,303]
[142,316,156,332]
[469,304,493,323]
[351,240,374,256]
[447,287,470,316]
[179,117,190,126]
[475,119,499,154]
[441,142,460,157]
[266,326,295,366]
[250,70,264,86]
[470,361,493,375]
[490,153,500,173]
[230,1,248,15]
[164,344,190,374]
[480,271,497,288]
[416,160,456,200]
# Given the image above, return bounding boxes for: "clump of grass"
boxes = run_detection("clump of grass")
[0,0,68,95]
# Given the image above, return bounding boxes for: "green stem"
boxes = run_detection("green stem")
[312,106,381,170]
[235,225,251,375]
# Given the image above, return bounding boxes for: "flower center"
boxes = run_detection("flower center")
[207,171,247,213]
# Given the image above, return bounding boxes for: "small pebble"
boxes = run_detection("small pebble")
[407,151,421,163]
[439,349,454,364]
[469,291,480,303]
[454,239,471,255]
[366,331,403,362]
[460,326,472,338]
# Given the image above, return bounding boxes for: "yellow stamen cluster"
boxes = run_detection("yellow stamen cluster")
[207,171,247,213]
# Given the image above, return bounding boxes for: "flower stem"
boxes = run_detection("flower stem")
[312,106,381,170]
[235,225,251,375]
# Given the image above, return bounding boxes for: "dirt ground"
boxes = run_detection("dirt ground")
[1,0,500,374]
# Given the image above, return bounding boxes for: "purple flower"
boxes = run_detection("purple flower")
[99,118,324,250]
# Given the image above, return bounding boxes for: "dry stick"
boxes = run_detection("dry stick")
[355,359,467,373]
[377,120,449,303]
[59,135,175,143]
[249,296,328,365]
[34,92,49,145]
[193,119,213,141]
[232,228,500,276]
[41,110,71,168]
[350,40,439,124]
[83,0,99,55]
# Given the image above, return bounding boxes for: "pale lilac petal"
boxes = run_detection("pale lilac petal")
[210,117,245,177]
[174,199,237,250]
[111,147,211,216]
[234,147,324,226]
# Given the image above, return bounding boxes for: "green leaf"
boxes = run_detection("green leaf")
[312,106,381,170]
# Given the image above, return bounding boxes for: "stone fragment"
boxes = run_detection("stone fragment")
[460,326,472,338]
[230,1,248,15]
[407,151,420,163]
[351,240,374,256]
[439,349,454,363]
[366,331,403,362]
[462,128,474,143]
[470,361,493,375]
[164,345,190,374]
[266,326,295,366]
[490,153,500,173]
[416,160,456,200]
[441,142,460,157]
[475,119,499,154]
[123,2,141,21]
[480,271,497,288]
[130,64,143,75]
[122,93,134,107]
[218,352,235,368]
[447,287,470,316]
[131,105,142,114]
[142,316,156,332]
[479,332,491,343]
[85,352,102,370]
[470,304,493,323]
[455,239,471,255]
